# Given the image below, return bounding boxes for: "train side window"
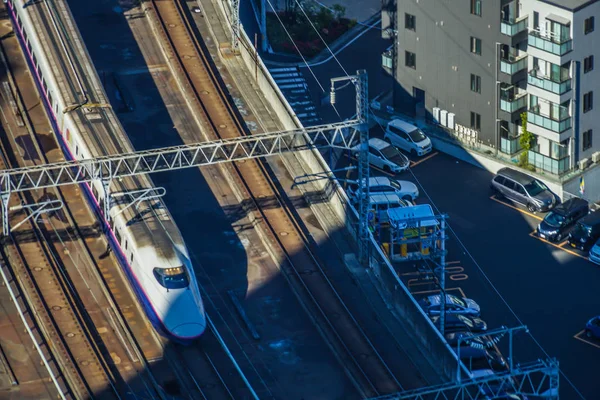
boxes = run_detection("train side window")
[26,41,32,55]
[75,145,78,156]
[32,53,37,68]
[48,93,53,109]
[42,78,47,94]
[22,30,27,43]
[130,253,134,263]
[125,240,128,250]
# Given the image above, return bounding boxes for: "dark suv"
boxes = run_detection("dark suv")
[490,168,559,212]
[537,198,589,242]
[568,210,600,251]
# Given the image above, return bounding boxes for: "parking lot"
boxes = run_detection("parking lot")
[335,126,600,399]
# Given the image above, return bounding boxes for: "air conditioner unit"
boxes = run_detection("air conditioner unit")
[439,110,448,127]
[447,113,456,130]
[433,107,441,124]
[579,158,591,170]
[592,152,600,163]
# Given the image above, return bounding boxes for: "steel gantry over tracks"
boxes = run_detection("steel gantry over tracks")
[0,119,361,234]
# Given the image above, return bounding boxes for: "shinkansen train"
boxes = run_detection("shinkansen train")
[5,0,206,343]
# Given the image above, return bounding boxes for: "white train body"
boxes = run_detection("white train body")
[6,0,206,342]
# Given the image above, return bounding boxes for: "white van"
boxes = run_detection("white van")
[384,119,432,156]
[351,138,409,173]
[369,193,413,223]
[347,176,419,202]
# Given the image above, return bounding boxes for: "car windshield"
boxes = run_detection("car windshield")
[448,296,466,307]
[523,180,547,196]
[380,146,408,166]
[408,128,427,143]
[573,223,592,236]
[544,211,565,228]
[390,180,401,190]
[153,266,189,290]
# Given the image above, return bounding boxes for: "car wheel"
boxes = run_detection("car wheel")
[383,165,391,173]
[527,203,537,213]
[410,149,417,156]
[586,329,593,338]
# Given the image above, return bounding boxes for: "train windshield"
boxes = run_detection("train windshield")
[153,266,189,290]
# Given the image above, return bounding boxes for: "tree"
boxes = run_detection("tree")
[518,112,535,169]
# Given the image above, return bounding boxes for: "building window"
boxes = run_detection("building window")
[405,13,416,31]
[470,0,481,16]
[470,37,481,55]
[584,92,594,113]
[584,55,594,73]
[585,17,595,34]
[470,74,481,93]
[405,51,416,69]
[583,129,593,150]
[470,112,481,130]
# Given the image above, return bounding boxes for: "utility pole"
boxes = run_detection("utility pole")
[438,215,447,337]
[230,0,241,52]
[330,70,370,266]
[260,0,268,52]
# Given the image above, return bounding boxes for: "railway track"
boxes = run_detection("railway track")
[2,43,119,398]
[0,17,167,399]
[148,0,403,397]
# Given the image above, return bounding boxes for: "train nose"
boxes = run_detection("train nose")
[170,322,206,339]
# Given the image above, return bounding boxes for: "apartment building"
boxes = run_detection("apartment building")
[382,0,600,177]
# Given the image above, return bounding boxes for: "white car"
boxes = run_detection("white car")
[351,138,409,173]
[369,193,413,223]
[384,119,432,156]
[347,176,418,202]
[419,294,481,317]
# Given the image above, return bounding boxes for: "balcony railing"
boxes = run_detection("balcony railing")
[528,147,570,175]
[528,106,571,133]
[500,135,523,155]
[528,31,572,56]
[500,92,527,113]
[501,16,528,36]
[500,54,528,75]
[382,49,393,69]
[527,70,571,95]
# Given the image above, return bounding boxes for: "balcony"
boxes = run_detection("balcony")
[528,105,571,133]
[528,31,572,56]
[501,54,527,75]
[527,69,571,95]
[500,91,527,113]
[500,134,523,155]
[382,47,393,70]
[528,146,570,175]
[501,16,528,36]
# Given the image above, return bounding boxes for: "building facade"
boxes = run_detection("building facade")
[383,0,600,177]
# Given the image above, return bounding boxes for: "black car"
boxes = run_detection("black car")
[456,346,508,372]
[430,314,487,333]
[445,331,494,348]
[568,209,600,251]
[537,198,589,242]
